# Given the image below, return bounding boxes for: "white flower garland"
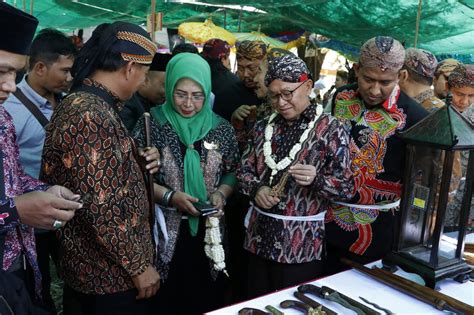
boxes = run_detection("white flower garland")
[204,217,228,276]
[263,112,318,184]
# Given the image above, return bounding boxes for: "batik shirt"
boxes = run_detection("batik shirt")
[0,106,48,299]
[413,89,444,112]
[238,103,354,264]
[132,107,239,279]
[326,83,428,259]
[41,79,154,295]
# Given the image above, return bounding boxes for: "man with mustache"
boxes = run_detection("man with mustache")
[213,40,266,123]
[325,36,429,274]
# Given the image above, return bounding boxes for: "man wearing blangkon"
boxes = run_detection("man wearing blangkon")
[41,22,161,315]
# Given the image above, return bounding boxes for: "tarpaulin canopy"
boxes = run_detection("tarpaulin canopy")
[4,0,474,57]
[178,18,237,45]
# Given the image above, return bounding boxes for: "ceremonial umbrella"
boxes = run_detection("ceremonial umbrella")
[234,31,287,49]
[178,19,236,46]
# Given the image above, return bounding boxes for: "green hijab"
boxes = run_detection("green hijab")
[152,52,218,236]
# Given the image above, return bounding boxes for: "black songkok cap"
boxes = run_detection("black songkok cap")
[150,53,173,72]
[0,2,39,55]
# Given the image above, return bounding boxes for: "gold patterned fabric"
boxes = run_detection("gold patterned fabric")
[414,89,445,112]
[435,58,460,77]
[116,30,156,64]
[448,64,474,88]
[236,40,267,60]
[41,79,154,295]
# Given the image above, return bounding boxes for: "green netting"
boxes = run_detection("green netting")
[203,0,474,55]
[3,0,474,55]
[3,0,269,33]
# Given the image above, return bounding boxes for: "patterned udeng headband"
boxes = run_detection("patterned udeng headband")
[265,54,310,86]
[359,36,405,72]
[404,48,437,78]
[448,64,474,88]
[237,40,267,60]
[116,31,157,64]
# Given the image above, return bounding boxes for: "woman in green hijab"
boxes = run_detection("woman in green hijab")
[133,52,239,314]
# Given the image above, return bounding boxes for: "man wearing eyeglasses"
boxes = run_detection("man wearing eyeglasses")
[324,36,428,275]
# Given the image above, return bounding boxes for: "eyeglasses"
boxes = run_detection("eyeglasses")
[268,80,308,103]
[173,91,205,103]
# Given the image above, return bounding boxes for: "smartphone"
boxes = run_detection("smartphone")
[193,201,218,216]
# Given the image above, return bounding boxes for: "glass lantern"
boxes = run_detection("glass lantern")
[383,100,473,289]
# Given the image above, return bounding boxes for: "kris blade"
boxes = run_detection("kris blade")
[298,284,381,315]
[238,307,270,315]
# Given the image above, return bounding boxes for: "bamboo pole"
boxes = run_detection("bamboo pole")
[414,0,422,47]
[238,6,242,32]
[150,0,156,42]
[223,8,227,29]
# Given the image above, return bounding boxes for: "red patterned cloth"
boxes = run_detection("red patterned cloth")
[326,83,428,259]
[202,38,230,60]
[41,80,154,295]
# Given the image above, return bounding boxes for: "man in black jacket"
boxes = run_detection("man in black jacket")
[213,40,266,122]
[120,53,172,132]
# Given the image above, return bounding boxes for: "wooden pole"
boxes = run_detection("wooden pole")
[238,6,242,32]
[342,258,474,314]
[223,9,227,29]
[414,0,422,47]
[150,0,156,42]
[143,113,156,258]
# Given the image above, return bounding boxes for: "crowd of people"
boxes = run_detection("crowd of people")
[0,2,473,315]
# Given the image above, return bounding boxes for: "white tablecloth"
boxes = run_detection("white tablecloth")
[208,262,473,314]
